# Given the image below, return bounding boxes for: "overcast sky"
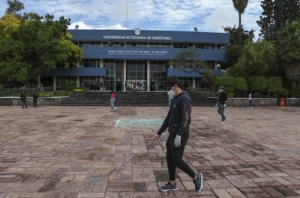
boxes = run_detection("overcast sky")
[0,0,263,39]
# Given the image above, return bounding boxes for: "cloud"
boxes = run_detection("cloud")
[97,24,127,29]
[68,21,92,29]
[203,7,236,32]
[0,0,263,37]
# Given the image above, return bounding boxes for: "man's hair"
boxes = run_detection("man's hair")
[166,76,181,88]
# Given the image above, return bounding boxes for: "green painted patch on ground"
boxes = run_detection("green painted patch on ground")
[116,119,164,127]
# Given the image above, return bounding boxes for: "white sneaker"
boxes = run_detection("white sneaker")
[221,121,225,123]
[250,107,253,108]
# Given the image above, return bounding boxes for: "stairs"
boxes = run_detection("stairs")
[58,91,217,106]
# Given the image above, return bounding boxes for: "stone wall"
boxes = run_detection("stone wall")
[208,97,278,106]
[0,97,68,106]
[286,98,300,106]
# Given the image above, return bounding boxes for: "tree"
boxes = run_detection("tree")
[5,0,24,18]
[170,49,216,94]
[233,39,277,79]
[232,0,249,57]
[0,14,83,90]
[59,79,76,96]
[0,14,20,39]
[277,20,300,93]
[222,26,255,69]
[257,0,300,41]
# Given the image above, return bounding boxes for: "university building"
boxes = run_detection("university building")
[46,29,229,91]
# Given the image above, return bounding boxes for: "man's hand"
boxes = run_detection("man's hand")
[155,133,160,139]
[224,104,226,108]
[174,135,181,147]
[215,104,218,108]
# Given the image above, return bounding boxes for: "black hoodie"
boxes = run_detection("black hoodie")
[157,92,191,136]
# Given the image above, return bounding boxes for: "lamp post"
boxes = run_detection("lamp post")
[246,57,253,81]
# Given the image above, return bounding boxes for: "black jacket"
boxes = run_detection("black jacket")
[33,93,38,100]
[218,91,227,104]
[20,93,26,100]
[157,92,191,136]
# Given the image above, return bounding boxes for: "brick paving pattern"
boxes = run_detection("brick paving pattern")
[0,106,299,197]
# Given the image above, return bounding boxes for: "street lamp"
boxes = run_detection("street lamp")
[248,58,253,66]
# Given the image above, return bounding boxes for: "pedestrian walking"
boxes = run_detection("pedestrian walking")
[247,91,253,108]
[215,86,227,123]
[167,91,174,106]
[20,91,28,108]
[33,91,38,108]
[155,76,203,193]
[110,90,116,111]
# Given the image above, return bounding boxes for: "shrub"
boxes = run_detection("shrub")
[266,77,282,95]
[293,84,300,98]
[235,77,247,97]
[227,93,235,98]
[215,76,235,93]
[248,76,267,92]
[73,88,84,92]
[279,88,290,98]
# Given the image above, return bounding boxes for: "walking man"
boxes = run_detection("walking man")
[155,76,203,193]
[20,91,28,108]
[247,91,253,108]
[33,91,38,108]
[215,86,227,123]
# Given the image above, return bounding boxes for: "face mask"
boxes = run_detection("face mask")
[219,90,221,92]
[168,90,175,97]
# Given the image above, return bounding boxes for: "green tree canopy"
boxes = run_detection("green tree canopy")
[6,0,24,16]
[0,13,83,90]
[222,26,256,69]
[277,20,300,82]
[232,39,277,78]
[257,0,300,41]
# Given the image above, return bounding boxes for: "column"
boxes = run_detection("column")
[76,60,80,87]
[100,59,103,82]
[123,60,126,91]
[76,76,80,87]
[147,60,150,92]
[53,76,57,91]
[192,78,196,89]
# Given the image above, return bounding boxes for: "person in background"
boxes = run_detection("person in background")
[247,91,253,108]
[110,90,116,111]
[20,91,28,108]
[33,91,38,108]
[155,76,203,193]
[100,81,104,92]
[168,91,174,106]
[215,86,227,123]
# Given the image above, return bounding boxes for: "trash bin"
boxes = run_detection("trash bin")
[280,98,285,106]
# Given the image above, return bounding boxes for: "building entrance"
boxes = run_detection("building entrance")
[126,60,147,91]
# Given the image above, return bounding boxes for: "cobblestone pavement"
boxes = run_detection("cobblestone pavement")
[0,106,300,198]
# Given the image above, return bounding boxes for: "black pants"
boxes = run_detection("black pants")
[166,133,195,181]
[33,100,37,107]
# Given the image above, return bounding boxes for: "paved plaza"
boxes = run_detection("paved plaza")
[0,106,300,198]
